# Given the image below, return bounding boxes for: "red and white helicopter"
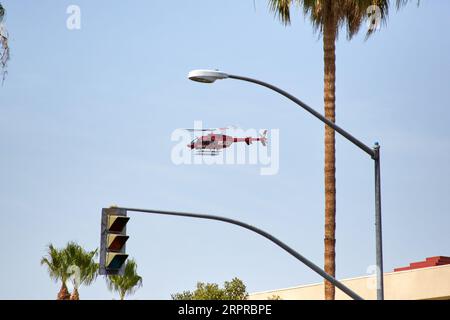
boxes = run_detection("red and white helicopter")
[185,126,268,156]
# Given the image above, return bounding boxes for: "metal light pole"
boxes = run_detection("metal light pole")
[115,206,364,300]
[373,143,384,300]
[187,69,384,300]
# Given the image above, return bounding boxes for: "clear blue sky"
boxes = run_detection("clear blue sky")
[0,1,449,299]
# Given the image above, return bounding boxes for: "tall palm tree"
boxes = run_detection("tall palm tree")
[63,242,99,300]
[106,259,143,300]
[41,244,71,300]
[268,0,408,299]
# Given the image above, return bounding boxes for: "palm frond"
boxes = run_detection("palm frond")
[0,3,9,84]
[41,244,68,283]
[41,242,99,294]
[106,259,143,299]
[268,0,294,25]
[63,242,99,288]
[268,0,416,40]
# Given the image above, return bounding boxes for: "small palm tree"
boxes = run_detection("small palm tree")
[41,242,99,300]
[63,242,99,300]
[106,259,143,300]
[41,244,71,300]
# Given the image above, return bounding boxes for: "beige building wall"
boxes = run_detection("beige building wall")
[248,264,450,300]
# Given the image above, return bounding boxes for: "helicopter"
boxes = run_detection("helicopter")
[185,127,268,156]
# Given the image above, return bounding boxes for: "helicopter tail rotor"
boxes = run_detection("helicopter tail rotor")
[259,129,268,147]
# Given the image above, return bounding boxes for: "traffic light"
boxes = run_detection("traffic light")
[100,207,129,275]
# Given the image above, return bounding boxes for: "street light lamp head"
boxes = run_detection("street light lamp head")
[188,69,229,83]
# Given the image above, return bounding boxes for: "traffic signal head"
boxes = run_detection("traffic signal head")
[100,208,129,275]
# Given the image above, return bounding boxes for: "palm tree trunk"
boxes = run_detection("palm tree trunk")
[323,3,337,301]
[70,288,80,300]
[57,282,70,300]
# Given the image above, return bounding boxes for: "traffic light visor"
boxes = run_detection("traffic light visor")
[107,215,130,232]
[106,253,128,270]
[107,234,129,251]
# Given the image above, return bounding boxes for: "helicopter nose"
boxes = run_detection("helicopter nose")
[187,143,194,149]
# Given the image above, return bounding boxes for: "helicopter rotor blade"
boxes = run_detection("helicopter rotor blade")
[184,126,241,133]
[184,128,216,132]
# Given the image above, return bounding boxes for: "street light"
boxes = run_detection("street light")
[188,69,384,300]
[188,69,229,83]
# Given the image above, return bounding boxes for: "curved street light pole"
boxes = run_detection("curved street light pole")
[227,74,375,157]
[117,206,364,300]
[187,70,384,300]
